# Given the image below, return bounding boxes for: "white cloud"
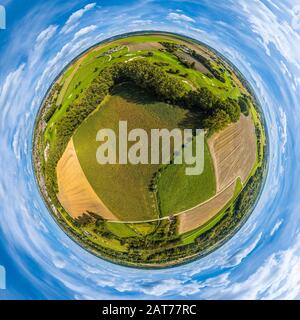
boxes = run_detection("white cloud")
[279,107,287,154]
[0,64,25,129]
[36,25,57,44]
[221,236,300,300]
[241,0,300,69]
[1,0,299,301]
[188,26,205,34]
[227,233,262,267]
[130,19,153,25]
[167,12,195,23]
[73,25,97,40]
[30,25,58,68]
[139,279,186,297]
[270,220,283,236]
[60,3,96,35]
[35,25,99,95]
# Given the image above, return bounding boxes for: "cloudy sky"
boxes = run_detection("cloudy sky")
[0,0,300,299]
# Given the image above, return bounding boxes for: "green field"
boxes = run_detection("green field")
[157,140,216,216]
[73,83,217,221]
[73,83,193,221]
[105,222,138,238]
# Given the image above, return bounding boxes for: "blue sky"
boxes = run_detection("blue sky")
[0,0,300,300]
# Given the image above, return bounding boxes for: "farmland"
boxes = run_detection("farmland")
[208,114,257,192]
[73,83,189,221]
[33,32,267,268]
[157,140,216,217]
[56,139,117,220]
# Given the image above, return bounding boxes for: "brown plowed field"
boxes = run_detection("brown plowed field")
[56,139,118,220]
[178,114,257,234]
[208,114,257,192]
[178,180,236,234]
[126,42,164,52]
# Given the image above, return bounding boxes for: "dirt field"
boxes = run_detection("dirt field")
[178,114,257,233]
[183,41,214,61]
[208,114,257,192]
[56,139,118,220]
[126,42,164,52]
[178,180,236,234]
[176,51,211,75]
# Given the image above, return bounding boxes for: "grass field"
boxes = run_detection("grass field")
[105,222,138,238]
[157,140,216,216]
[73,83,190,221]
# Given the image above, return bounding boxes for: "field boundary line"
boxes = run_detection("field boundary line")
[108,177,240,224]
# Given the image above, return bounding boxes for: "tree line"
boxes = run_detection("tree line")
[113,60,240,134]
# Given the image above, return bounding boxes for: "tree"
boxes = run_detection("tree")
[203,109,231,134]
[215,98,240,122]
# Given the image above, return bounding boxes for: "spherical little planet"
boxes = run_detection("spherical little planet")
[33,32,267,268]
